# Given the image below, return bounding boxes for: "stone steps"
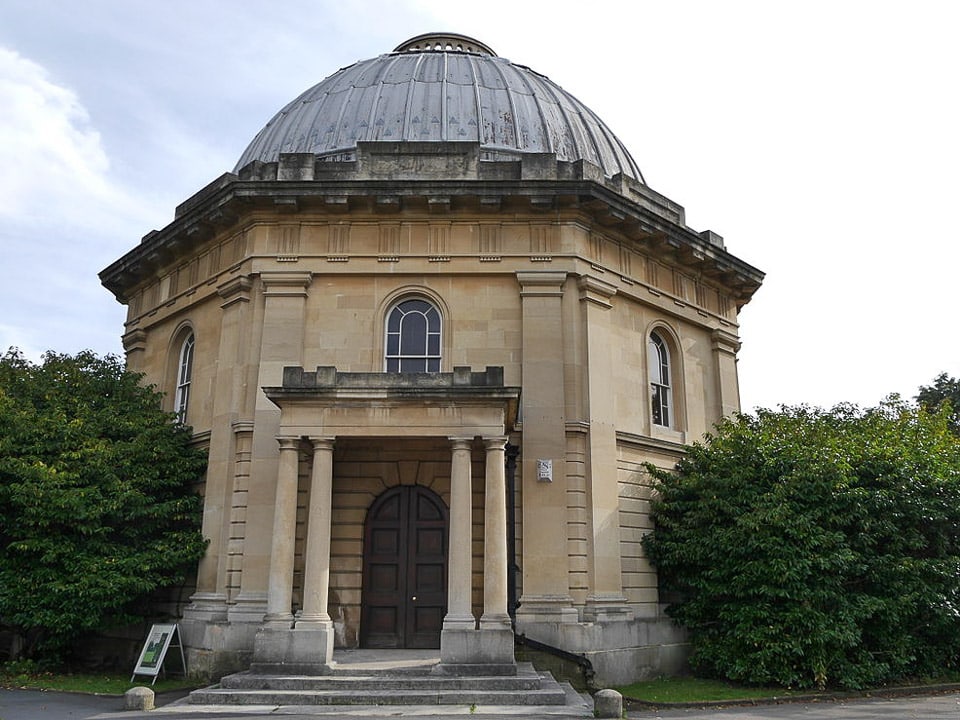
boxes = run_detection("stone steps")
[220,673,543,692]
[189,662,576,708]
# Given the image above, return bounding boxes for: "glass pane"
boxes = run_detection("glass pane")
[386,332,399,355]
[427,358,440,372]
[400,313,427,354]
[651,386,663,426]
[405,299,429,314]
[388,308,402,333]
[400,357,426,372]
[427,332,440,356]
[648,339,661,384]
[386,358,399,372]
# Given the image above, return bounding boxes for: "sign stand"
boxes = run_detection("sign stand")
[131,623,186,685]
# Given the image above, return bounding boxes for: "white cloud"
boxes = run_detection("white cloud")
[0,47,133,357]
[0,47,116,222]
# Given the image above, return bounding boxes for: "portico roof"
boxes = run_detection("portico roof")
[264,366,521,439]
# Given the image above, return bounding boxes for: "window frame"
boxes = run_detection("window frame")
[174,333,195,423]
[648,330,672,428]
[383,297,442,373]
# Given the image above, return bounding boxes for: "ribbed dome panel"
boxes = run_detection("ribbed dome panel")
[234,39,643,183]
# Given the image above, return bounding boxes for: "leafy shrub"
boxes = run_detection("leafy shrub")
[642,401,960,690]
[0,350,207,662]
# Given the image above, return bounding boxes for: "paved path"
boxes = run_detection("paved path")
[626,692,960,719]
[3,688,960,720]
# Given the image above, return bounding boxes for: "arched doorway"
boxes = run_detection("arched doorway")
[360,485,448,648]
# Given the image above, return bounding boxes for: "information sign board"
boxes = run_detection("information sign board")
[131,623,185,684]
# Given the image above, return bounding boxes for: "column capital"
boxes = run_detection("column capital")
[276,436,301,451]
[482,435,509,450]
[578,275,618,309]
[260,271,313,297]
[309,436,336,451]
[516,270,567,296]
[449,436,474,449]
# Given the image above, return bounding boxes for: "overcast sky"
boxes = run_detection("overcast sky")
[1,0,957,413]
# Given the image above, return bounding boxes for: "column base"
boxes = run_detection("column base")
[227,591,268,624]
[250,622,335,675]
[583,595,634,622]
[479,612,512,630]
[515,594,579,624]
[435,628,516,676]
[183,592,228,622]
[442,613,477,631]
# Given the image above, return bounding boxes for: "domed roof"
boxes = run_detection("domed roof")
[234,33,644,183]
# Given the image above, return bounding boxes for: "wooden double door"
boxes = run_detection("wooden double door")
[360,485,448,648]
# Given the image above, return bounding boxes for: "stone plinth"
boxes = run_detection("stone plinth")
[250,624,335,675]
[434,627,516,676]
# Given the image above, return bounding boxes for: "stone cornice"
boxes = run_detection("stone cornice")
[100,147,763,307]
[265,365,522,435]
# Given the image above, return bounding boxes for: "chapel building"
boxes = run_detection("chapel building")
[100,33,763,686]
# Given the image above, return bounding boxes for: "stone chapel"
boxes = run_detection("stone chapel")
[100,33,763,686]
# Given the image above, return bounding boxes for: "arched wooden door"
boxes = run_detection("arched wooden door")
[360,485,448,648]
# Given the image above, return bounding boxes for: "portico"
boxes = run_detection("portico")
[251,366,520,674]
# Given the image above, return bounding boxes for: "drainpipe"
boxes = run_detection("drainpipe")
[505,443,520,626]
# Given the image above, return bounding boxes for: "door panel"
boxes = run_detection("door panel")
[361,485,448,648]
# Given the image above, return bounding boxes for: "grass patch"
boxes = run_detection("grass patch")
[0,670,200,696]
[617,677,802,704]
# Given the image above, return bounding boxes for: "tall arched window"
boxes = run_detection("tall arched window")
[648,331,671,427]
[174,333,195,422]
[385,298,441,372]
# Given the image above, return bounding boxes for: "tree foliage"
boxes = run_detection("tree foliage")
[642,401,960,690]
[917,372,960,435]
[0,350,207,662]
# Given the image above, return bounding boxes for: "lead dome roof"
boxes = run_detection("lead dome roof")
[235,33,644,183]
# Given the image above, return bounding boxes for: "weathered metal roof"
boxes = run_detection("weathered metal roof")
[234,33,644,183]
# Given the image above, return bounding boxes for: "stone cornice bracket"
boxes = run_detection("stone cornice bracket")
[260,271,313,297]
[711,327,741,355]
[217,275,253,308]
[516,270,568,297]
[122,328,148,354]
[577,275,618,309]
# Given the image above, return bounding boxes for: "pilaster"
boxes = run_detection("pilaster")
[186,275,252,620]
[514,271,577,625]
[712,328,742,419]
[578,276,630,620]
[236,271,312,621]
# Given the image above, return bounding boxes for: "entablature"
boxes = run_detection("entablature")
[100,145,763,308]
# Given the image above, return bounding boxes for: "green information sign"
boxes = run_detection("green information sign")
[131,623,185,684]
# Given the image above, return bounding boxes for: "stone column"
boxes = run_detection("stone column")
[262,436,300,628]
[480,436,511,629]
[437,434,515,674]
[444,437,476,630]
[298,438,335,626]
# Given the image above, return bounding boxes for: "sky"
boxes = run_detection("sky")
[0,0,957,413]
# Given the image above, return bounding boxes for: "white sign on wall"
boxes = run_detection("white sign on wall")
[537,458,553,482]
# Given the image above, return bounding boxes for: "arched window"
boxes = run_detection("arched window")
[385,298,441,372]
[648,331,672,427]
[174,333,195,422]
